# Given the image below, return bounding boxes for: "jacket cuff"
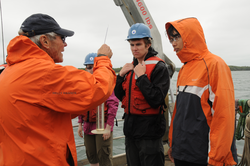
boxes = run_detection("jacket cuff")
[136,74,147,85]
[208,158,224,166]
[117,74,125,79]
[97,54,107,57]
[78,115,83,123]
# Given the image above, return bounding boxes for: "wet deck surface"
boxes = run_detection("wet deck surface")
[164,155,175,166]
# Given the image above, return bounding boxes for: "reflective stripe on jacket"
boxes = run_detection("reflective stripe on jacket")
[0,35,116,166]
[121,56,164,115]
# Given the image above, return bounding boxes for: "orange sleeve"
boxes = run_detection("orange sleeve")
[208,60,236,166]
[40,56,116,114]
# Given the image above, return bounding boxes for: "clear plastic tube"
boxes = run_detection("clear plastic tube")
[96,103,104,131]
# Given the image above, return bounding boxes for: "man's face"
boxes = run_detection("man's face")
[47,35,67,63]
[129,39,150,61]
[169,30,183,54]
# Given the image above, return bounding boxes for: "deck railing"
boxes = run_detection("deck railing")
[73,120,243,158]
[73,99,244,165]
[74,119,125,148]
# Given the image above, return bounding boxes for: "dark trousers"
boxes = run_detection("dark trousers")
[174,158,207,166]
[125,137,164,166]
[67,147,75,166]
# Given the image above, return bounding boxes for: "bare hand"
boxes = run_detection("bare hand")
[77,123,83,138]
[134,61,146,78]
[103,124,111,140]
[97,44,113,59]
[167,147,174,163]
[119,63,134,77]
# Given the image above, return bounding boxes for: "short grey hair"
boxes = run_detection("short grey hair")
[18,29,57,48]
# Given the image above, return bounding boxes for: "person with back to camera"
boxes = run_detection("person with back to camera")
[165,17,237,166]
[0,13,116,166]
[114,23,170,166]
[77,53,119,166]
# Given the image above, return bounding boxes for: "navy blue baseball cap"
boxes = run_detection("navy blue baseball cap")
[20,13,74,37]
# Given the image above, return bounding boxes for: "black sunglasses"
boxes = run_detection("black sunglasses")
[60,36,66,43]
[86,66,93,70]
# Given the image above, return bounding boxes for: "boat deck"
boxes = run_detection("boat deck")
[77,154,175,166]
[77,141,174,166]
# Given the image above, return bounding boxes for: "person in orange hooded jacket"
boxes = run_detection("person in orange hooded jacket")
[165,18,237,166]
[0,13,116,166]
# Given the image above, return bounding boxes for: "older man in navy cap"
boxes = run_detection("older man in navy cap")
[0,13,116,166]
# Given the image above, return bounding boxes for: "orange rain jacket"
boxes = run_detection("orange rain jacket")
[0,35,116,166]
[166,18,237,166]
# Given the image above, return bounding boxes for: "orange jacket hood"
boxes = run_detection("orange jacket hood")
[165,17,208,63]
[7,35,54,66]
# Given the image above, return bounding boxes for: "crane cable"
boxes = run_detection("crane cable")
[0,0,5,63]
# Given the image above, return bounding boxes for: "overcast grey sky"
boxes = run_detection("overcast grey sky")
[0,0,249,69]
